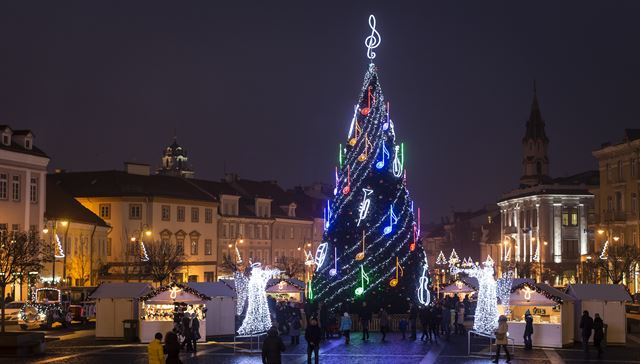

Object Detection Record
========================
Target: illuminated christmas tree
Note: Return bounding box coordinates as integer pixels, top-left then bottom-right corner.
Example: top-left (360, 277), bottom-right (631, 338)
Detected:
top-left (311, 15), bottom-right (429, 313)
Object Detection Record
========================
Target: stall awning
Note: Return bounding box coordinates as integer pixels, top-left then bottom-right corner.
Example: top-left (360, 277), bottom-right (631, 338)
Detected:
top-left (442, 278), bottom-right (477, 293)
top-left (90, 282), bottom-right (152, 299)
top-left (511, 281), bottom-right (574, 304)
top-left (139, 283), bottom-right (211, 303)
top-left (565, 284), bottom-right (632, 302)
top-left (266, 280), bottom-right (304, 294)
top-left (187, 282), bottom-right (236, 299)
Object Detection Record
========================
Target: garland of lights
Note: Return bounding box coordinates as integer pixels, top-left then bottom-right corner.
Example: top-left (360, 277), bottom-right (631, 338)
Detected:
top-left (234, 271), bottom-right (249, 316)
top-left (436, 251), bottom-right (447, 265)
top-left (237, 263), bottom-right (280, 336)
top-left (138, 282), bottom-right (210, 302)
top-left (496, 270), bottom-right (514, 315)
top-left (449, 249), bottom-right (459, 265)
top-left (510, 281), bottom-right (564, 304)
top-left (451, 257), bottom-right (498, 334)
top-left (54, 234), bottom-right (65, 258)
top-left (600, 240), bottom-right (609, 260)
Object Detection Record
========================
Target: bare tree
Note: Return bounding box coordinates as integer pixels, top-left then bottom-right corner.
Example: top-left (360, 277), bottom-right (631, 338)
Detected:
top-left (219, 254), bottom-right (239, 274)
top-left (144, 240), bottom-right (185, 286)
top-left (68, 238), bottom-right (90, 286)
top-left (515, 260), bottom-right (535, 279)
top-left (275, 256), bottom-right (304, 279)
top-left (0, 231), bottom-right (45, 332)
top-left (597, 244), bottom-right (640, 285)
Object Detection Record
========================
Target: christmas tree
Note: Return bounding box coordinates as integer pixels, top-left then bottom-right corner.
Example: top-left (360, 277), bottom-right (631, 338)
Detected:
top-left (311, 15), bottom-right (429, 314)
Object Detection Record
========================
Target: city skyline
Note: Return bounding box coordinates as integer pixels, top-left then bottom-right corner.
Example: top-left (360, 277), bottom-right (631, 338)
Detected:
top-left (2, 1), bottom-right (640, 221)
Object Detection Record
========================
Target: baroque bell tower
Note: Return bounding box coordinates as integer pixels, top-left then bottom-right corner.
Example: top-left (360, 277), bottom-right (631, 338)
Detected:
top-left (520, 82), bottom-right (550, 187)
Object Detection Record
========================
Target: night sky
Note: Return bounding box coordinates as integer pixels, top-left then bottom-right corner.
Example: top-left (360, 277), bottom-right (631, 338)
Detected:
top-left (1, 1), bottom-right (640, 222)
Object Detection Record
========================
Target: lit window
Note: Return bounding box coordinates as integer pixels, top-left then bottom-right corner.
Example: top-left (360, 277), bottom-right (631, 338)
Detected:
top-left (0, 173), bottom-right (7, 200)
top-left (29, 178), bottom-right (37, 203)
top-left (205, 208), bottom-right (213, 224)
top-left (177, 206), bottom-right (185, 222)
top-left (99, 204), bottom-right (111, 219)
top-left (129, 204), bottom-right (142, 220)
top-left (11, 175), bottom-right (20, 201)
top-left (161, 205), bottom-right (170, 221)
top-left (204, 239), bottom-right (212, 255)
top-left (191, 207), bottom-right (199, 223)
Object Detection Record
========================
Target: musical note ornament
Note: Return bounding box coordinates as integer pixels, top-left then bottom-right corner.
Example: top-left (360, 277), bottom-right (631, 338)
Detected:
top-left (354, 265), bottom-right (370, 296)
top-left (383, 204), bottom-right (399, 235)
top-left (389, 256), bottom-right (404, 287)
top-left (357, 188), bottom-right (373, 226)
top-left (417, 258), bottom-right (431, 305)
top-left (375, 143), bottom-right (390, 169)
top-left (355, 231), bottom-right (366, 261)
top-left (360, 86), bottom-right (374, 116)
top-left (329, 247), bottom-right (338, 276)
top-left (364, 14), bottom-right (381, 61)
top-left (342, 166), bottom-right (351, 195)
top-left (314, 243), bottom-right (328, 271)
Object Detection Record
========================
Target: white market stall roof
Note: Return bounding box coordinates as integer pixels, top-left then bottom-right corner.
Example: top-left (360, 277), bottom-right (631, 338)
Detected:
top-left (511, 281), bottom-right (575, 305)
top-left (565, 284), bottom-right (632, 302)
top-left (266, 278), bottom-right (305, 290)
top-left (442, 277), bottom-right (478, 293)
top-left (90, 282), bottom-right (152, 299)
top-left (139, 283), bottom-right (211, 303)
top-left (266, 280), bottom-right (304, 294)
top-left (187, 282), bottom-right (236, 298)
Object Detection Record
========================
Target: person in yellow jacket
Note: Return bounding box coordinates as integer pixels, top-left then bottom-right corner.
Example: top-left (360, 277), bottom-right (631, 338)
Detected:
top-left (148, 332), bottom-right (165, 364)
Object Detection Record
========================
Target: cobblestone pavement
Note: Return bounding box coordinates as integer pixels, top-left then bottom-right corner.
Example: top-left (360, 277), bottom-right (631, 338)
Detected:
top-left (2, 330), bottom-right (640, 363)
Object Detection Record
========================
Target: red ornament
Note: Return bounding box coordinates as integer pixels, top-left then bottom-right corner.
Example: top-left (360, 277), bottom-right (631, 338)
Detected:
top-left (342, 186), bottom-right (351, 195)
top-left (360, 107), bottom-right (370, 116)
top-left (409, 242), bottom-right (416, 251)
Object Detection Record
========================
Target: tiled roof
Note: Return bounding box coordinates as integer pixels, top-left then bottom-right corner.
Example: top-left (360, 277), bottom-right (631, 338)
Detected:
top-left (0, 126), bottom-right (48, 158)
top-left (46, 179), bottom-right (109, 227)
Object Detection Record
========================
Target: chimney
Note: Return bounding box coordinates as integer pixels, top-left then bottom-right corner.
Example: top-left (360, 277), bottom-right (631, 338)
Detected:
top-left (124, 162), bottom-right (150, 176)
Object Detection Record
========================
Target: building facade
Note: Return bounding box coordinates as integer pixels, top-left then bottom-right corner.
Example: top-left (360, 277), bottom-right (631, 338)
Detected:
top-left (0, 125), bottom-right (49, 234)
top-left (592, 129), bottom-right (640, 293)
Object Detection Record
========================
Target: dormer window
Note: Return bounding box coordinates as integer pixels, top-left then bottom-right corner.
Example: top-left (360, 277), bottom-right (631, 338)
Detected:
top-left (24, 138), bottom-right (32, 150)
top-left (2, 134), bottom-right (9, 146)
top-left (288, 203), bottom-right (297, 217)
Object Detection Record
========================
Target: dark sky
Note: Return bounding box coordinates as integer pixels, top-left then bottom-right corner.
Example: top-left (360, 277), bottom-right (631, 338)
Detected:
top-left (1, 1), bottom-right (640, 222)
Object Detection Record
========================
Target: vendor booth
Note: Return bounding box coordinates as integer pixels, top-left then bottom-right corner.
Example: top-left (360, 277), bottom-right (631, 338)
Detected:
top-left (566, 284), bottom-right (632, 345)
top-left (187, 282), bottom-right (236, 337)
top-left (90, 282), bottom-right (151, 339)
top-left (138, 283), bottom-right (210, 343)
top-left (498, 281), bottom-right (575, 348)
top-left (265, 278), bottom-right (305, 302)
top-left (442, 278), bottom-right (477, 299)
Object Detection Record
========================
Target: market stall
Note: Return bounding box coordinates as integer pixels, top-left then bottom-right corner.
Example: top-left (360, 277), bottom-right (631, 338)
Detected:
top-left (187, 282), bottom-right (236, 337)
top-left (498, 281), bottom-right (575, 348)
top-left (566, 284), bottom-right (632, 344)
top-left (90, 283), bottom-right (151, 339)
top-left (138, 283), bottom-right (210, 343)
top-left (265, 278), bottom-right (305, 302)
top-left (442, 277), bottom-right (477, 299)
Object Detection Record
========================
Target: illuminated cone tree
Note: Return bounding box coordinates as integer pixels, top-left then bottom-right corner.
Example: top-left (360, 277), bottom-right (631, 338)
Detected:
top-left (311, 16), bottom-right (429, 313)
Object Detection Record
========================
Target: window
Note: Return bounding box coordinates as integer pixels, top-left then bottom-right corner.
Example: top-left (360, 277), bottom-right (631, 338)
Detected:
top-left (176, 234), bottom-right (185, 254)
top-left (191, 238), bottom-right (199, 255)
top-left (129, 204), bottom-right (142, 219)
top-left (256, 249), bottom-right (262, 262)
top-left (618, 160), bottom-right (623, 181)
top-left (634, 231), bottom-right (638, 245)
top-left (263, 250), bottom-right (270, 264)
top-left (29, 178), bottom-right (37, 203)
top-left (248, 224), bottom-right (254, 239)
top-left (256, 225), bottom-right (262, 239)
top-left (264, 226), bottom-right (270, 239)
top-left (161, 205), bottom-right (170, 221)
top-left (290, 227), bottom-right (294, 239)
top-left (615, 191), bottom-right (623, 211)
top-left (562, 207), bottom-right (578, 226)
top-left (607, 196), bottom-right (613, 211)
top-left (11, 175), bottom-right (20, 201)
top-left (632, 193), bottom-right (638, 215)
top-left (191, 207), bottom-right (199, 223)
top-left (204, 239), bottom-right (212, 255)
top-left (562, 239), bottom-right (579, 259)
top-left (205, 208), bottom-right (213, 224)
top-left (177, 206), bottom-right (185, 222)
top-left (632, 159), bottom-right (637, 177)
top-left (25, 139), bottom-right (31, 149)
top-left (97, 204), bottom-right (110, 219)
top-left (11, 224), bottom-right (19, 231)
top-left (1, 134), bottom-right (8, 145)
top-left (107, 238), bottom-right (112, 256)
top-left (174, 273), bottom-right (184, 283)
top-left (230, 224), bottom-right (236, 238)
top-left (0, 173), bottom-right (6, 200)
top-left (204, 272), bottom-right (215, 282)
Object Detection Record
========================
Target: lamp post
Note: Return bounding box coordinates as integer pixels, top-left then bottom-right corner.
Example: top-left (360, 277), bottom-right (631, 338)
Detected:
top-left (228, 236), bottom-right (244, 268)
top-left (42, 219), bottom-right (69, 285)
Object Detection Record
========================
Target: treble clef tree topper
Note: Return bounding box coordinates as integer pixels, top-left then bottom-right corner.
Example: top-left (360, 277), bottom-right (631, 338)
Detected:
top-left (365, 15), bottom-right (381, 61)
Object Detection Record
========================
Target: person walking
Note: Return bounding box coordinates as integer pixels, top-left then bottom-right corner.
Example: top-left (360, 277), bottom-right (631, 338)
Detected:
top-left (360, 301), bottom-right (372, 341)
top-left (408, 303), bottom-right (418, 340)
top-left (379, 307), bottom-right (390, 342)
top-left (180, 314), bottom-right (192, 352)
top-left (340, 312), bottom-right (352, 344)
top-left (190, 313), bottom-right (200, 352)
top-left (399, 317), bottom-right (408, 340)
top-left (419, 306), bottom-right (429, 342)
top-left (580, 310), bottom-right (594, 360)
top-left (288, 311), bottom-right (301, 345)
top-left (262, 326), bottom-right (286, 364)
top-left (440, 305), bottom-right (450, 340)
top-left (493, 315), bottom-right (511, 363)
top-left (593, 313), bottom-right (604, 359)
top-left (429, 306), bottom-right (439, 343)
top-left (318, 303), bottom-right (329, 340)
top-left (456, 303), bottom-right (465, 335)
top-left (305, 318), bottom-right (322, 364)
top-left (148, 332), bottom-right (164, 364)
top-left (523, 309), bottom-right (533, 350)
top-left (164, 331), bottom-right (181, 364)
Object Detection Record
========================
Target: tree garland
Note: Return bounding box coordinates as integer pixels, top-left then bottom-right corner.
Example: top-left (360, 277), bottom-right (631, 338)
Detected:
top-left (138, 282), bottom-right (210, 302)
top-left (510, 281), bottom-right (563, 304)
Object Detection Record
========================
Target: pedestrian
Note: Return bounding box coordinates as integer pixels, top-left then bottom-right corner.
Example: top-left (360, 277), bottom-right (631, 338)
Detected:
top-left (180, 313), bottom-right (192, 352)
top-left (305, 318), bottom-right (322, 364)
top-left (148, 332), bottom-right (164, 364)
top-left (419, 306), bottom-right (429, 342)
top-left (190, 312), bottom-right (200, 352)
top-left (523, 309), bottom-right (533, 350)
top-left (493, 315), bottom-right (511, 363)
top-left (164, 331), bottom-right (181, 364)
top-left (379, 307), bottom-right (390, 342)
top-left (360, 301), bottom-right (372, 341)
top-left (319, 303), bottom-right (329, 340)
top-left (440, 305), bottom-right (450, 339)
top-left (593, 313), bottom-right (604, 359)
top-left (399, 317), bottom-right (408, 340)
top-left (288, 311), bottom-right (301, 345)
top-left (580, 310), bottom-right (594, 360)
top-left (408, 303), bottom-right (418, 340)
top-left (340, 312), bottom-right (352, 344)
top-left (262, 326), bottom-right (285, 364)
top-left (429, 306), bottom-right (439, 343)
top-left (456, 303), bottom-right (465, 335)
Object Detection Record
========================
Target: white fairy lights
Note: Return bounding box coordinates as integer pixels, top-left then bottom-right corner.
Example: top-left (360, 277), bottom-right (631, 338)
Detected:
top-left (237, 264), bottom-right (280, 336)
top-left (417, 258), bottom-right (431, 305)
top-left (234, 271), bottom-right (249, 316)
top-left (357, 188), bottom-right (373, 226)
top-left (451, 257), bottom-right (498, 334)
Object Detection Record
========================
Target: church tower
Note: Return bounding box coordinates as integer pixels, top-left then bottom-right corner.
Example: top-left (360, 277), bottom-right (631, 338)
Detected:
top-left (157, 137), bottom-right (195, 178)
top-left (520, 82), bottom-right (550, 187)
